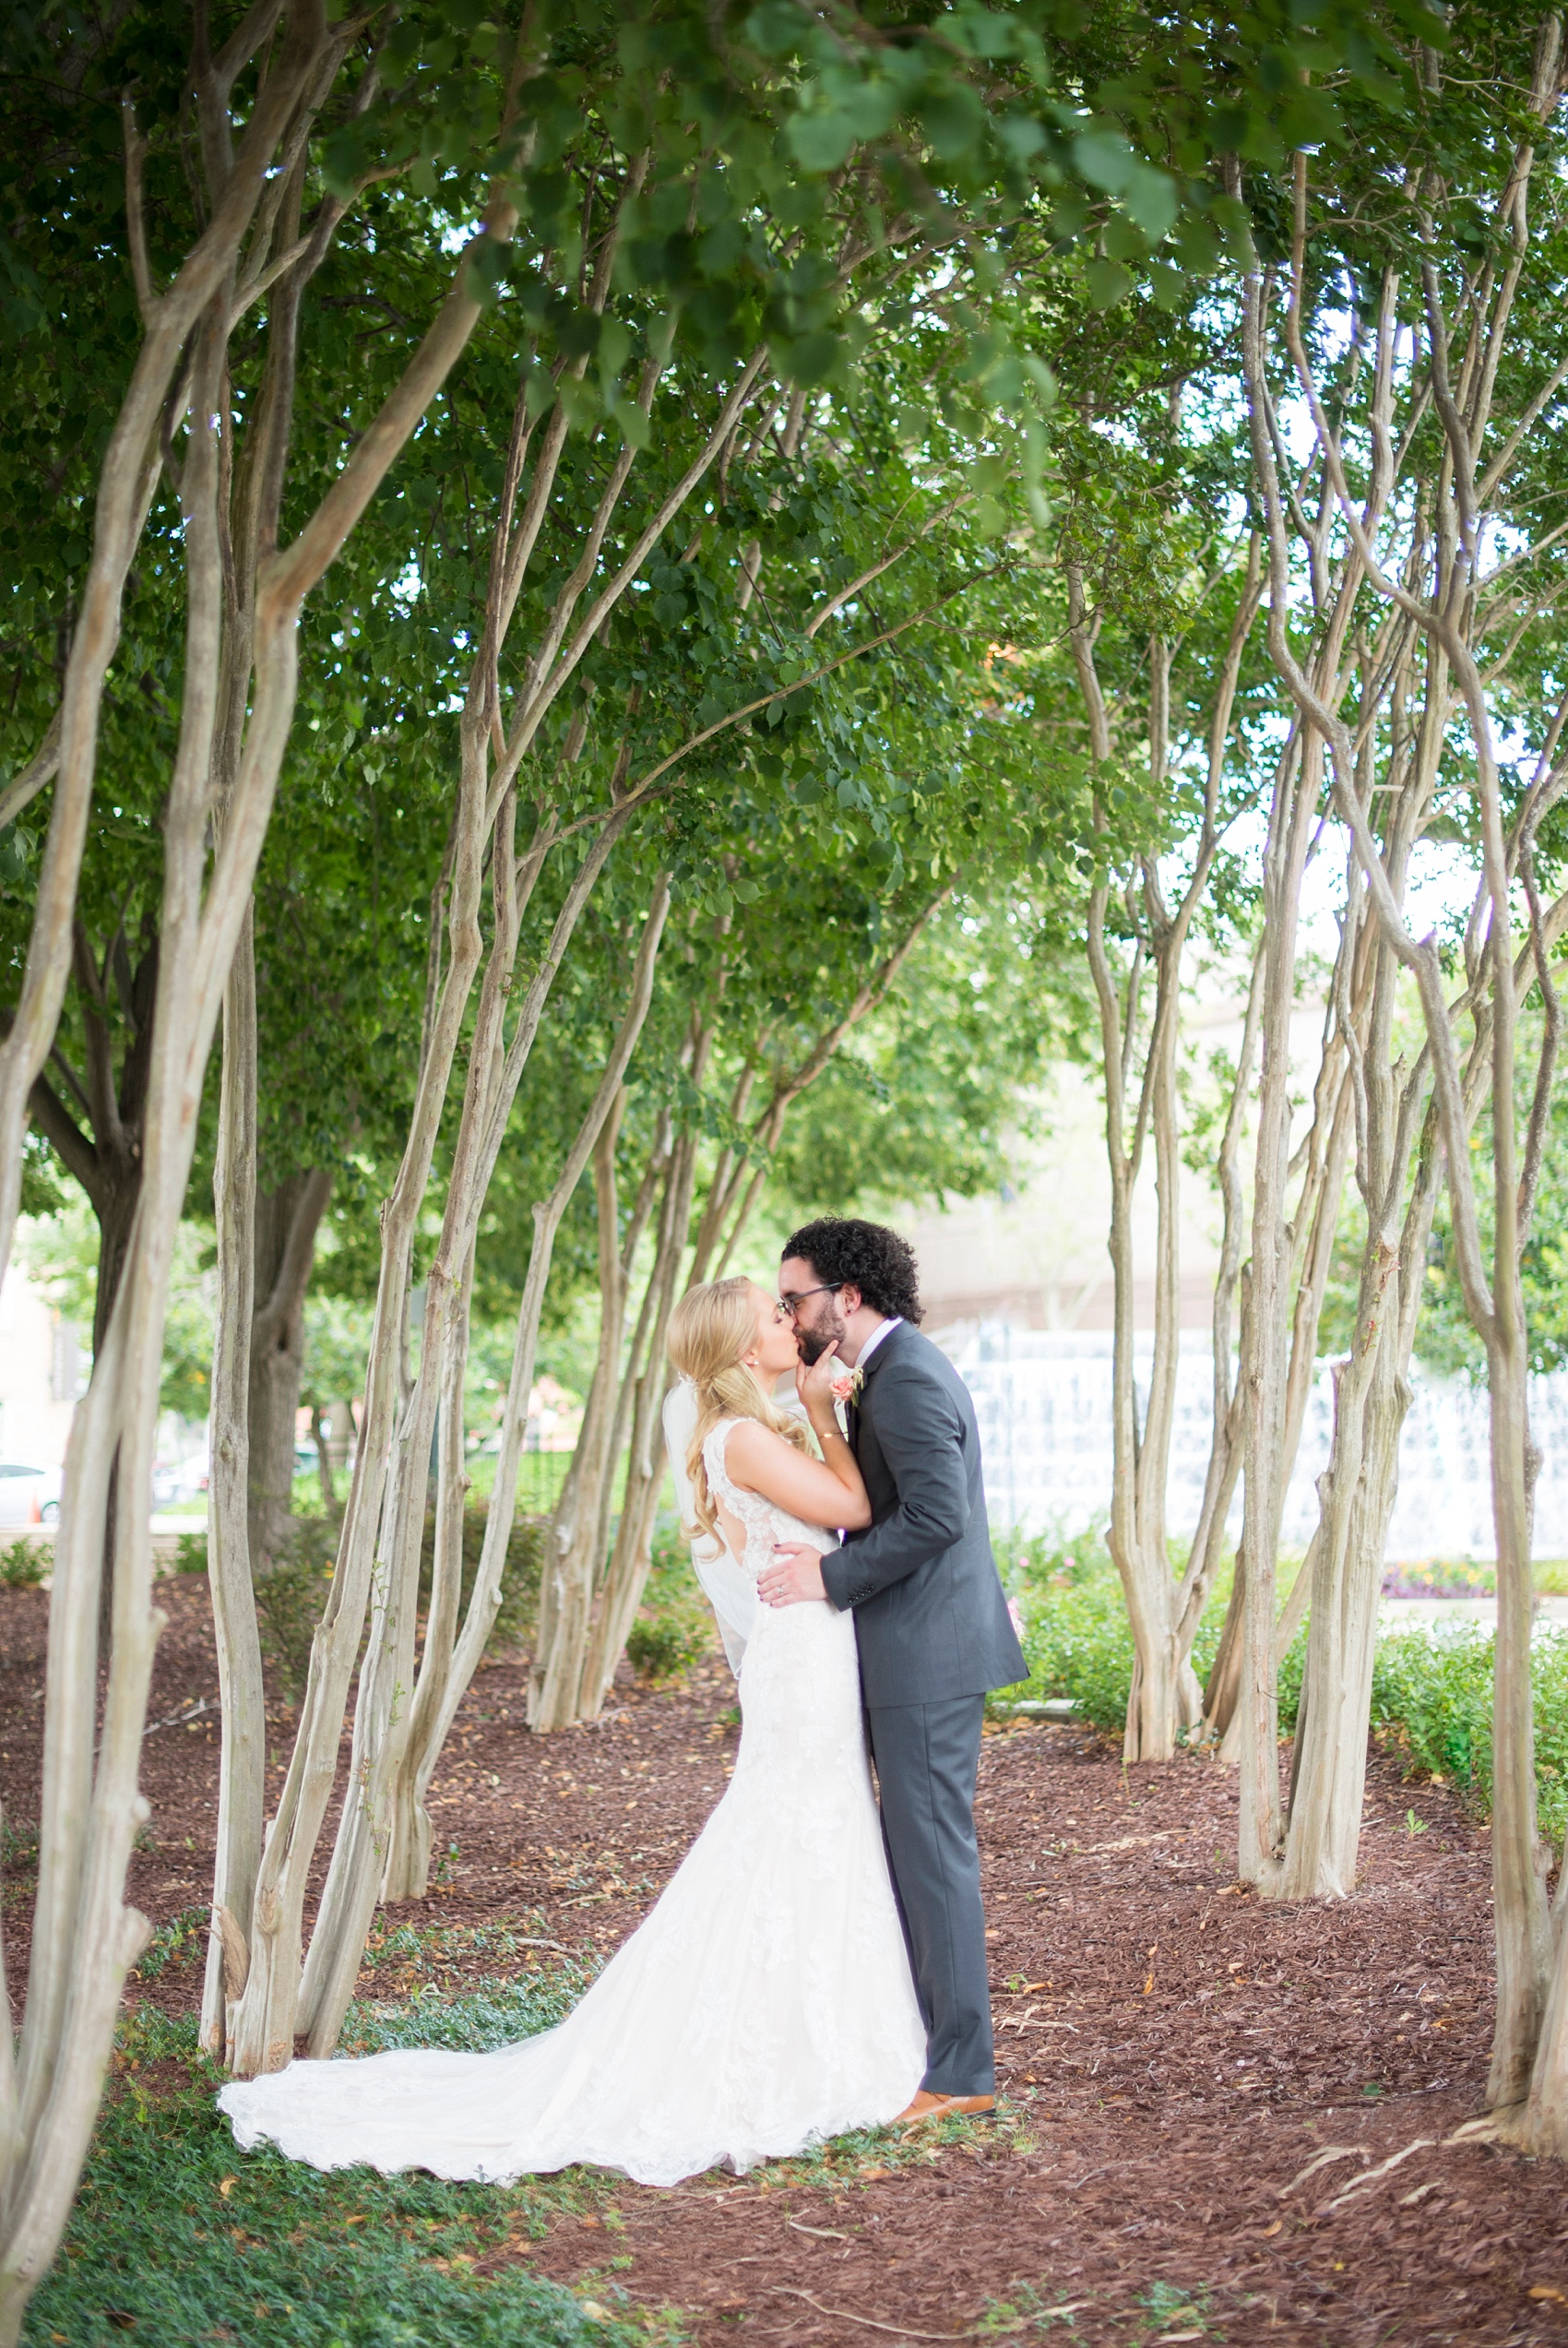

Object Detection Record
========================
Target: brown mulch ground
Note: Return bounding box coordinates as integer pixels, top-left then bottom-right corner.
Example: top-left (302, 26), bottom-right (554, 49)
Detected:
top-left (5, 1576), bottom-right (1568, 2345)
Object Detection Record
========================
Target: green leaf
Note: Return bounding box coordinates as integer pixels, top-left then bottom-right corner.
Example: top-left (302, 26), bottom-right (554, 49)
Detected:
top-left (1120, 164), bottom-right (1178, 243)
top-left (787, 111), bottom-right (860, 173)
top-left (1071, 129), bottom-right (1136, 197)
top-left (744, 2), bottom-right (803, 58)
top-left (996, 113), bottom-right (1048, 161)
top-left (611, 398), bottom-right (651, 450)
top-left (1084, 257), bottom-right (1134, 310)
top-left (920, 86), bottom-right (987, 161)
top-left (781, 329), bottom-right (839, 387)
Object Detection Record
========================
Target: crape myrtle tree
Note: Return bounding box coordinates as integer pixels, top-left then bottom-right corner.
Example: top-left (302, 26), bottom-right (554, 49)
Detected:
top-left (0, 5), bottom-right (539, 2323)
top-left (1232, 6), bottom-right (1568, 2149)
top-left (961, 249), bottom-right (1286, 1764)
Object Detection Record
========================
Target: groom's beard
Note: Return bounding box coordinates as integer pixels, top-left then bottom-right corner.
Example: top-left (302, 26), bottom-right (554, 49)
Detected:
top-left (797, 1308), bottom-right (848, 1366)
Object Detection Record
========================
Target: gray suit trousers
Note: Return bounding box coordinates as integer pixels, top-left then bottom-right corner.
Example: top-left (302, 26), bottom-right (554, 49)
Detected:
top-left (867, 1694), bottom-right (992, 2096)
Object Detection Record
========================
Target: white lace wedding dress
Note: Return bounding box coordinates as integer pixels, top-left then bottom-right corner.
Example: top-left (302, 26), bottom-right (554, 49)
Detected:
top-left (219, 1419), bottom-right (924, 2187)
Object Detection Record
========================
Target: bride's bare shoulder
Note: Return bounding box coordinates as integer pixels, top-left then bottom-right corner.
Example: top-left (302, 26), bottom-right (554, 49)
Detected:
top-left (720, 1416), bottom-right (794, 1487)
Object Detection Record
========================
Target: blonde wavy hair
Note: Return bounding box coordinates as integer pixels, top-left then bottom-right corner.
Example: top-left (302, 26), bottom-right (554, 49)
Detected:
top-left (667, 1278), bottom-right (812, 1546)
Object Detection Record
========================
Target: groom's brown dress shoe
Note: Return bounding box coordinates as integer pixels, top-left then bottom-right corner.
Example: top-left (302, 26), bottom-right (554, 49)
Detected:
top-left (896, 2089), bottom-right (996, 2127)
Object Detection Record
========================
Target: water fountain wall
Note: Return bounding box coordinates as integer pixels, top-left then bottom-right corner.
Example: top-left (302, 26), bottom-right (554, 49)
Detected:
top-left (945, 1325), bottom-right (1568, 1561)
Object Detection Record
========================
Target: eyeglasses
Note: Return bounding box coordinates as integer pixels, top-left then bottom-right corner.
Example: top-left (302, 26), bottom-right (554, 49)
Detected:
top-left (778, 1283), bottom-right (842, 1319)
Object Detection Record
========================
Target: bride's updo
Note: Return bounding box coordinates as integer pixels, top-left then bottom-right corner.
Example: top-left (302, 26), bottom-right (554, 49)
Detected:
top-left (667, 1277), bottom-right (812, 1545)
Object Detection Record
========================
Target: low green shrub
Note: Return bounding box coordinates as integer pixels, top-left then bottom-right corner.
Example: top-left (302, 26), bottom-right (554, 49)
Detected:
top-left (995, 1527), bottom-right (1568, 1844)
top-left (419, 1499), bottom-right (546, 1658)
top-left (1370, 1623), bottom-right (1568, 1848)
top-left (624, 1518), bottom-right (716, 1686)
top-left (171, 1527), bottom-right (209, 1574)
top-left (242, 1500), bottom-right (546, 1703)
top-left (993, 1530), bottom-right (1229, 1736)
top-left (0, 1534), bottom-right (47, 1587)
top-left (625, 1613), bottom-right (709, 1683)
top-left (252, 1514), bottom-right (339, 1700)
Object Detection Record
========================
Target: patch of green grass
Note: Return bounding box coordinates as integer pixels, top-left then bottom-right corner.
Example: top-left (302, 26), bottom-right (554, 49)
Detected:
top-left (134, 1903), bottom-right (208, 1981)
top-left (1, 1815), bottom-right (39, 1872)
top-left (342, 1971), bottom-right (591, 2058)
top-left (975, 2278), bottom-right (1093, 2334)
top-left (1133, 2278), bottom-right (1216, 2338)
top-left (24, 1999), bottom-right (679, 2348)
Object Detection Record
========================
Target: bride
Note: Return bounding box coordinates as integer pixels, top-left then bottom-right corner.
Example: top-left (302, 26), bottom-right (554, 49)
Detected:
top-left (219, 1277), bottom-right (924, 2187)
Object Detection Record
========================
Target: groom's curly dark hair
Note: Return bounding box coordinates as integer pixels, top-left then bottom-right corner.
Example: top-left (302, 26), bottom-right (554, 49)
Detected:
top-left (780, 1217), bottom-right (923, 1325)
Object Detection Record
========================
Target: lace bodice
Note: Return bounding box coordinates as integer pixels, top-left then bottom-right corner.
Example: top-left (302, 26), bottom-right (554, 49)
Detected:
top-left (701, 1417), bottom-right (836, 1579)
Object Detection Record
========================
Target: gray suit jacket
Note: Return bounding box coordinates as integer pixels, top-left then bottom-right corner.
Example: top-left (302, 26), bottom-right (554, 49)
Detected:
top-left (818, 1321), bottom-right (1027, 1709)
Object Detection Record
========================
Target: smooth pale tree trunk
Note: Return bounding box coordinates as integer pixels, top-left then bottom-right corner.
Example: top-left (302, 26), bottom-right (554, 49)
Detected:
top-left (201, 908), bottom-right (266, 2059)
top-left (1233, 726), bottom-right (1322, 1879)
top-left (531, 1067), bottom-right (698, 1732)
top-left (294, 822), bottom-right (630, 2049)
top-left (1203, 994), bottom-right (1357, 1745)
top-left (1232, 202), bottom-right (1408, 1878)
top-left (1069, 559), bottom-right (1261, 1762)
top-left (0, 57), bottom-right (517, 2331)
top-left (531, 1093), bottom-right (647, 1733)
top-left (538, 1106), bottom-right (672, 1687)
top-left (1184, 948), bottom-right (1264, 1705)
top-left (0, 211), bottom-right (352, 2324)
top-left (1277, 625), bottom-right (1451, 1894)
top-left (246, 1170), bottom-right (334, 1567)
top-left (312, 1405), bottom-right (336, 1512)
top-left (379, 879), bottom-right (669, 1899)
top-left (1280, 1226), bottom-right (1421, 1895)
top-left (24, 929), bottom-right (160, 1657)
top-left (571, 1130), bottom-right (701, 1720)
top-left (194, 136), bottom-right (356, 2064)
top-left (576, 1131), bottom-right (703, 1718)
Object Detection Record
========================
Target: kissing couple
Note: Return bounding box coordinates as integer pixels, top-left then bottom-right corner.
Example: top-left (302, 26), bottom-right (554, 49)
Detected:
top-left (221, 1217), bottom-right (1028, 2187)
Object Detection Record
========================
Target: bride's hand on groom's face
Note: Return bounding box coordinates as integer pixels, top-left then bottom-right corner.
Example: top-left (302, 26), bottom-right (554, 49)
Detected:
top-left (795, 1341), bottom-right (840, 1415)
top-left (758, 1543), bottom-right (827, 1607)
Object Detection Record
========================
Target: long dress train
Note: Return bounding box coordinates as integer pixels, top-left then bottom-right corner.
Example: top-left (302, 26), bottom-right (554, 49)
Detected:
top-left (218, 1419), bottom-right (924, 2187)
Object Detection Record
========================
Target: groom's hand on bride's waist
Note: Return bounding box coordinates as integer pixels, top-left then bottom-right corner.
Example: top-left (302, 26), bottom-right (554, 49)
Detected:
top-left (758, 1544), bottom-right (827, 1606)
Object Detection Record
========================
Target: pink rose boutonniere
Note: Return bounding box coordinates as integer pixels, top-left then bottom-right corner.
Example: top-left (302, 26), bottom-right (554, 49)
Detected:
top-left (829, 1364), bottom-right (864, 1407)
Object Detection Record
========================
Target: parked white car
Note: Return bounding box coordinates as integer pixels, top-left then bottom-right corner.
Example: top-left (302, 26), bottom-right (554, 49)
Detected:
top-left (0, 1463), bottom-right (62, 1527)
top-left (152, 1456), bottom-right (208, 1507)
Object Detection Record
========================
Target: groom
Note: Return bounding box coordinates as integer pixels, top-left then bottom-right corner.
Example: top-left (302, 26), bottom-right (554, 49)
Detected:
top-left (758, 1217), bottom-right (1026, 2124)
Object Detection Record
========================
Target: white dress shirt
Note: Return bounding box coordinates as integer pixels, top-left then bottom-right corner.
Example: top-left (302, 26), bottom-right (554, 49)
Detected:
top-left (851, 1315), bottom-right (902, 1373)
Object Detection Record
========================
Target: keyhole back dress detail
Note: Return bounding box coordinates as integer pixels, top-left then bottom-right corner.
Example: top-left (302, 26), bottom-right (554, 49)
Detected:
top-left (219, 1418), bottom-right (924, 2187)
